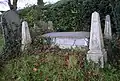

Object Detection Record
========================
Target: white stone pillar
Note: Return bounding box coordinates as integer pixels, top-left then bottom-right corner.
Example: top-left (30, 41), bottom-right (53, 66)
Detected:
top-left (104, 15), bottom-right (112, 39)
top-left (21, 21), bottom-right (32, 51)
top-left (87, 12), bottom-right (107, 68)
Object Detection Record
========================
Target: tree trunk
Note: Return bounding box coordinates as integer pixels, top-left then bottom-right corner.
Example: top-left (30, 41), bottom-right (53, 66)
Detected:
top-left (8, 0), bottom-right (18, 10)
top-left (8, 0), bottom-right (12, 9)
top-left (13, 0), bottom-right (18, 10)
top-left (37, 0), bottom-right (44, 6)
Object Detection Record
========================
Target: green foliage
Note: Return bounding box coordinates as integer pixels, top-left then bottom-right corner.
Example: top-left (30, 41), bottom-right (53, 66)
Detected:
top-left (0, 36), bottom-right (3, 51)
top-left (19, 5), bottom-right (43, 27)
top-left (19, 0), bottom-right (120, 33)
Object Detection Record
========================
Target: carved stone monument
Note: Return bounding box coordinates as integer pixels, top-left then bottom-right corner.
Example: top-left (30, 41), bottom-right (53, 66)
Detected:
top-left (104, 15), bottom-right (112, 39)
top-left (1, 10), bottom-right (21, 59)
top-left (87, 12), bottom-right (107, 68)
top-left (21, 21), bottom-right (32, 51)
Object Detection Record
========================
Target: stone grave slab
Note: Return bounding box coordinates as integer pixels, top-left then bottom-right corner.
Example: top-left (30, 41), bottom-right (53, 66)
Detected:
top-left (42, 32), bottom-right (90, 49)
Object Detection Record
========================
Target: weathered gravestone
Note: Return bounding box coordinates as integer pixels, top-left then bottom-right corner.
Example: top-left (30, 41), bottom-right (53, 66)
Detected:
top-left (48, 21), bottom-right (54, 32)
top-left (39, 20), bottom-right (48, 32)
top-left (35, 20), bottom-right (49, 33)
top-left (87, 12), bottom-right (107, 68)
top-left (1, 10), bottom-right (21, 59)
top-left (104, 15), bottom-right (112, 39)
top-left (21, 21), bottom-right (32, 51)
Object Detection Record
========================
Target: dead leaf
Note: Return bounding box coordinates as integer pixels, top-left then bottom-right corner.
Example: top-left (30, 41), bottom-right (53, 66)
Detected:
top-left (33, 68), bottom-right (38, 72)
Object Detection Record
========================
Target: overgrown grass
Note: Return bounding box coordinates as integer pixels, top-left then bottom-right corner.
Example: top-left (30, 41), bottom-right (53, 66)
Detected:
top-left (0, 49), bottom-right (120, 81)
top-left (0, 36), bottom-right (119, 81)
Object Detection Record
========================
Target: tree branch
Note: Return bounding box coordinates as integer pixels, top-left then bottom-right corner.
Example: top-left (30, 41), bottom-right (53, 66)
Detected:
top-left (8, 0), bottom-right (12, 10)
top-left (13, 0), bottom-right (18, 10)
top-left (8, 0), bottom-right (18, 10)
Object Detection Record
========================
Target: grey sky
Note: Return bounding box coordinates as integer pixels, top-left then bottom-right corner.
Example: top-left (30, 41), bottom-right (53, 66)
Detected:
top-left (0, 0), bottom-right (60, 11)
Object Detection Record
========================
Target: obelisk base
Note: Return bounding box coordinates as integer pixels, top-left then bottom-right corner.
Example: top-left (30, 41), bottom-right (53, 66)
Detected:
top-left (87, 49), bottom-right (107, 68)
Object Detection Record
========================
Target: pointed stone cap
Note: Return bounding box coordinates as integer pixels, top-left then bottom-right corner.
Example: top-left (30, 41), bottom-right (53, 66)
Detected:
top-left (106, 15), bottom-right (110, 21)
top-left (22, 21), bottom-right (28, 28)
top-left (92, 11), bottom-right (100, 22)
